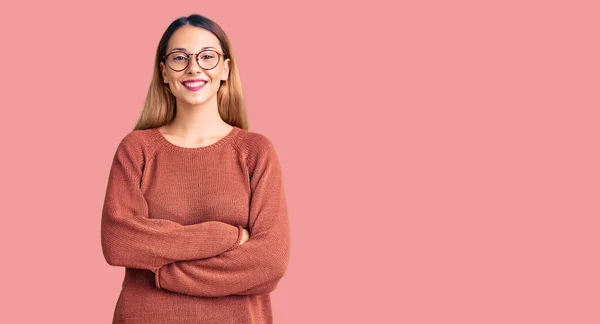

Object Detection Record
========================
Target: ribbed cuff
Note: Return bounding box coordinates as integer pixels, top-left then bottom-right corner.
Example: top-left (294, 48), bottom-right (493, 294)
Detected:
top-left (225, 225), bottom-right (244, 252)
top-left (154, 267), bottom-right (162, 289)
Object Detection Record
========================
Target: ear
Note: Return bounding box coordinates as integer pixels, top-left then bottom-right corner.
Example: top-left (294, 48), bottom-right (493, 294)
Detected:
top-left (221, 58), bottom-right (230, 81)
top-left (160, 62), bottom-right (169, 84)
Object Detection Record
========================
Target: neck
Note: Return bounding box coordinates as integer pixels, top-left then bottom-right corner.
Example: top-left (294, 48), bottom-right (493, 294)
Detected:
top-left (169, 95), bottom-right (230, 136)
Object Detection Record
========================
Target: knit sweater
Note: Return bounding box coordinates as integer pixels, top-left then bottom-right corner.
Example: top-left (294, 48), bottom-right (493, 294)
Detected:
top-left (101, 125), bottom-right (290, 324)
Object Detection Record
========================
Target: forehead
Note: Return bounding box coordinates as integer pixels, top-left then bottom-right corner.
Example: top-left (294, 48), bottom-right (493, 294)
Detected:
top-left (167, 25), bottom-right (222, 52)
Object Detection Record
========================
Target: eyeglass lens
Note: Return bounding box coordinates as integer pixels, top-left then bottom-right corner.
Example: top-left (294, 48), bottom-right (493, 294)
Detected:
top-left (166, 50), bottom-right (220, 71)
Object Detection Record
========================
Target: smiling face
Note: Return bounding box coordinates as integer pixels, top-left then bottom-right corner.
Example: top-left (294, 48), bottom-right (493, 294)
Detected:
top-left (160, 25), bottom-right (230, 108)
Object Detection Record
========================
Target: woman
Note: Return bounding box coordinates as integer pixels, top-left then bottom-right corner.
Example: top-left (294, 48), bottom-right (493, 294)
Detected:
top-left (101, 14), bottom-right (290, 324)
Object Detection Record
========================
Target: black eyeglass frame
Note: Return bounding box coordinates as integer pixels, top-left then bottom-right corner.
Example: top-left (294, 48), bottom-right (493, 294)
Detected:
top-left (162, 50), bottom-right (227, 71)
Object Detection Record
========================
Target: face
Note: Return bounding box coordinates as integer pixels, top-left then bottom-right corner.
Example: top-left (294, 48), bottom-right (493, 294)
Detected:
top-left (160, 25), bottom-right (230, 107)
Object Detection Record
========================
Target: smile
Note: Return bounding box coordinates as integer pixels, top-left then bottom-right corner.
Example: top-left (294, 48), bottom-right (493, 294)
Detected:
top-left (181, 80), bottom-right (207, 91)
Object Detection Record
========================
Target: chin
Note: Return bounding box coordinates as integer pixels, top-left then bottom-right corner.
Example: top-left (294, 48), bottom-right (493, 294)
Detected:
top-left (182, 96), bottom-right (215, 106)
top-left (194, 94), bottom-right (218, 104)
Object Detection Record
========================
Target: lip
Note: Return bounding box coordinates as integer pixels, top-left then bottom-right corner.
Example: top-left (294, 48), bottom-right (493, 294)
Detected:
top-left (181, 79), bottom-right (208, 92)
top-left (182, 79), bottom-right (208, 83)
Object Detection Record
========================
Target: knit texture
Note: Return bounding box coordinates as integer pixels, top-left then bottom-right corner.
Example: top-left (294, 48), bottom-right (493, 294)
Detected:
top-left (101, 126), bottom-right (290, 324)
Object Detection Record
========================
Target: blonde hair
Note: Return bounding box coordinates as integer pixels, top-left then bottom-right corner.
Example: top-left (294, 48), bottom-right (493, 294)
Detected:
top-left (133, 14), bottom-right (248, 131)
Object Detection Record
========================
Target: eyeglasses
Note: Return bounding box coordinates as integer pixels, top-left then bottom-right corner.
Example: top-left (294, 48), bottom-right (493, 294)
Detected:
top-left (163, 50), bottom-right (226, 71)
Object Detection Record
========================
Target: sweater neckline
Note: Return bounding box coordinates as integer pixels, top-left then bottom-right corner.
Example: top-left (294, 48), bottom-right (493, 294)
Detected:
top-left (152, 126), bottom-right (240, 152)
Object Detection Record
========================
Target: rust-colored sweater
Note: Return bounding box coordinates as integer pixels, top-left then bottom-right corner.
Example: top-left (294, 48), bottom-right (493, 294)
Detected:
top-left (101, 126), bottom-right (290, 324)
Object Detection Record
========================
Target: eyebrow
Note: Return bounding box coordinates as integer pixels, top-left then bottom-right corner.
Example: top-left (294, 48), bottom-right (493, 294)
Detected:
top-left (170, 46), bottom-right (216, 52)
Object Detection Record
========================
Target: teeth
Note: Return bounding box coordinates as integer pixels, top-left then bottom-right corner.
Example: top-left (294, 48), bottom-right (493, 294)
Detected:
top-left (184, 81), bottom-right (206, 87)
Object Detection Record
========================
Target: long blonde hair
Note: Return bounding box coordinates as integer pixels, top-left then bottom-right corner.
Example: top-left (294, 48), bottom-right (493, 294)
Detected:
top-left (133, 14), bottom-right (248, 131)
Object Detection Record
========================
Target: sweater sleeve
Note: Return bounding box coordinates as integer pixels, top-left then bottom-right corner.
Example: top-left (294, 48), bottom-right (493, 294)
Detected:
top-left (154, 136), bottom-right (291, 297)
top-left (101, 132), bottom-right (244, 271)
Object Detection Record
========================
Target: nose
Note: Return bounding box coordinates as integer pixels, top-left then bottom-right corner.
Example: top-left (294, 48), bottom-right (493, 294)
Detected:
top-left (186, 56), bottom-right (202, 74)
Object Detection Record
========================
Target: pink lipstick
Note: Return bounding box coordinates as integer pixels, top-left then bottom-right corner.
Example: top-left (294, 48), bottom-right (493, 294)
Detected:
top-left (181, 79), bottom-right (208, 91)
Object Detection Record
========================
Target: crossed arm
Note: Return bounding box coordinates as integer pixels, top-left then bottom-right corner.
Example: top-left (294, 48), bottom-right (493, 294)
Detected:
top-left (100, 133), bottom-right (245, 271)
top-left (154, 137), bottom-right (291, 297)
top-left (101, 133), bottom-right (290, 296)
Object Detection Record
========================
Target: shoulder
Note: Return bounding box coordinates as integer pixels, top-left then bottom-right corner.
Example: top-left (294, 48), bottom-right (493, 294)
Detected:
top-left (232, 128), bottom-right (280, 169)
top-left (113, 128), bottom-right (159, 161)
top-left (118, 129), bottom-right (142, 146)
top-left (233, 128), bottom-right (277, 155)
top-left (116, 129), bottom-right (147, 150)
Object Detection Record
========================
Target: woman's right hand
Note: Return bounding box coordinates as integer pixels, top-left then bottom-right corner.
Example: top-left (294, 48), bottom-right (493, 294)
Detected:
top-left (239, 228), bottom-right (250, 245)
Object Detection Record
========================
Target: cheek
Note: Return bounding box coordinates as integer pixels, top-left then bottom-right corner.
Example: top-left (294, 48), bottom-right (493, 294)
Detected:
top-left (208, 68), bottom-right (225, 81)
top-left (168, 74), bottom-right (185, 87)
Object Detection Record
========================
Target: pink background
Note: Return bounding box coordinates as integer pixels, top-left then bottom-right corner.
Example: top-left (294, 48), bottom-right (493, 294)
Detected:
top-left (1, 0), bottom-right (599, 323)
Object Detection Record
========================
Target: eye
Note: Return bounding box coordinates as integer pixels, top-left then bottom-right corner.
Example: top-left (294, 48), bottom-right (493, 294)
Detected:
top-left (168, 53), bottom-right (188, 61)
